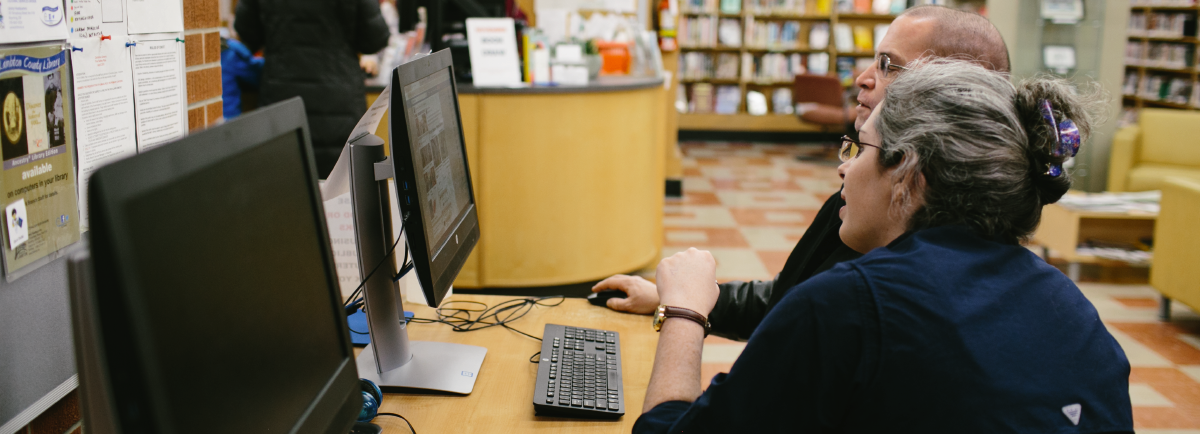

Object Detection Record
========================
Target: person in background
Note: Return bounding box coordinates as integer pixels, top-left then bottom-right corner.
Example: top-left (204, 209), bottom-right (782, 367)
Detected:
top-left (592, 5), bottom-right (1012, 342)
top-left (235, 0), bottom-right (390, 177)
top-left (635, 58), bottom-right (1132, 433)
top-left (220, 28), bottom-right (264, 119)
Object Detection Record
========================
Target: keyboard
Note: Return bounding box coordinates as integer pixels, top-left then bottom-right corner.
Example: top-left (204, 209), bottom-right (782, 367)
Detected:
top-left (532, 324), bottom-right (625, 419)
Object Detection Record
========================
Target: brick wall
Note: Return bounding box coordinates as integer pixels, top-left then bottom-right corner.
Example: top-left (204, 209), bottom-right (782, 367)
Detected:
top-left (13, 1), bottom-right (221, 432)
top-left (184, 0), bottom-right (223, 131)
top-left (13, 390), bottom-right (79, 434)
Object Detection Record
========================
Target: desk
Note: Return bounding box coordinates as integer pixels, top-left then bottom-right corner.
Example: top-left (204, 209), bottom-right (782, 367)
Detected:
top-left (359, 294), bottom-right (657, 433)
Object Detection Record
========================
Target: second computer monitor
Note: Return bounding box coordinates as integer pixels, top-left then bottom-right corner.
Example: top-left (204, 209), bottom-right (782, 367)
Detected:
top-left (389, 49), bottom-right (479, 307)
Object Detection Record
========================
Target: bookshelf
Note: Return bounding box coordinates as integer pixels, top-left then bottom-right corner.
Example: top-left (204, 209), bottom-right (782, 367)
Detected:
top-left (676, 0), bottom-right (902, 131)
top-left (1121, 1), bottom-right (1200, 125)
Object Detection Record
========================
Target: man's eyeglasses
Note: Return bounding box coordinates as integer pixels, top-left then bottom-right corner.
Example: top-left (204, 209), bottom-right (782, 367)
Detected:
top-left (878, 53), bottom-right (908, 78)
top-left (840, 136), bottom-right (882, 162)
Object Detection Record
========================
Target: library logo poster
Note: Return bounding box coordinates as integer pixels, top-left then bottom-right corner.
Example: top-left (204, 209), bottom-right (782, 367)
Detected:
top-left (0, 44), bottom-right (80, 277)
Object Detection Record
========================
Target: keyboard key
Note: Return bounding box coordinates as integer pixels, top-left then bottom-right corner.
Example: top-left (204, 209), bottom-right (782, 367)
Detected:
top-left (571, 399), bottom-right (583, 407)
top-left (584, 400), bottom-right (595, 408)
top-left (609, 402), bottom-right (620, 411)
top-left (608, 371), bottom-right (619, 390)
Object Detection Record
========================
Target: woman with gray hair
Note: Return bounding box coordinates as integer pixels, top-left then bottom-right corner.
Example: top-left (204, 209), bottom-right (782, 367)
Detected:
top-left (633, 59), bottom-right (1134, 434)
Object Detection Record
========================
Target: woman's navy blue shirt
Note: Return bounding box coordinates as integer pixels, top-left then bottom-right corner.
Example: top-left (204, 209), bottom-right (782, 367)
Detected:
top-left (635, 226), bottom-right (1133, 433)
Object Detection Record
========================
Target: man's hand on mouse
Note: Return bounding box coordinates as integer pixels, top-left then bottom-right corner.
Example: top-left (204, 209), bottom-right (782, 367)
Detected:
top-left (591, 274), bottom-right (660, 314)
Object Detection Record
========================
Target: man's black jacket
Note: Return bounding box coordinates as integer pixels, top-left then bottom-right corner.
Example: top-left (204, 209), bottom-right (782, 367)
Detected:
top-left (707, 191), bottom-right (862, 340)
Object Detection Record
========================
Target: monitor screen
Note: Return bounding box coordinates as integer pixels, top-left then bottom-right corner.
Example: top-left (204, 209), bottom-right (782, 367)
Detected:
top-left (83, 98), bottom-right (361, 434)
top-left (402, 69), bottom-right (472, 259)
top-left (390, 49), bottom-right (480, 307)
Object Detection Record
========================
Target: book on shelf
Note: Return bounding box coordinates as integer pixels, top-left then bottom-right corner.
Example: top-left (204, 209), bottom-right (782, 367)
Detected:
top-left (715, 85), bottom-right (741, 114)
top-left (719, 18), bottom-right (742, 47)
top-left (1123, 71), bottom-right (1138, 96)
top-left (874, 24), bottom-right (888, 52)
top-left (810, 22), bottom-right (830, 50)
top-left (836, 56), bottom-right (855, 87)
top-left (680, 16), bottom-right (719, 47)
top-left (833, 23), bottom-right (854, 52)
top-left (684, 0), bottom-right (718, 13)
top-left (853, 25), bottom-right (873, 52)
top-left (836, 0), bottom-right (853, 12)
top-left (715, 53), bottom-right (740, 79)
top-left (747, 90), bottom-right (768, 115)
top-left (854, 0), bottom-right (871, 13)
top-left (720, 0), bottom-right (742, 14)
top-left (748, 52), bottom-right (806, 82)
top-left (871, 0), bottom-right (890, 14)
top-left (809, 52), bottom-right (830, 75)
top-left (889, 0), bottom-right (905, 14)
top-left (690, 83), bottom-right (715, 113)
top-left (772, 88), bottom-right (794, 114)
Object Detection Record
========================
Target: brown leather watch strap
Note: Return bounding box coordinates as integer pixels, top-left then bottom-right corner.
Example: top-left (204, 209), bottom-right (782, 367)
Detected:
top-left (662, 306), bottom-right (711, 336)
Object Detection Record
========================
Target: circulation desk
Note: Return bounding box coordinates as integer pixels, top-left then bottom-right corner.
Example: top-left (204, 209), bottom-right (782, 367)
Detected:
top-left (368, 77), bottom-right (668, 289)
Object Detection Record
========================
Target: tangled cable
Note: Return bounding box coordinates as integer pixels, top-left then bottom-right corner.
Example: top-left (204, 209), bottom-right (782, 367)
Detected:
top-left (410, 296), bottom-right (566, 341)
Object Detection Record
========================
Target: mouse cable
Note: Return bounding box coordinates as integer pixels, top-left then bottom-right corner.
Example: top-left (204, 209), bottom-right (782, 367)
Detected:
top-left (409, 296), bottom-right (566, 342)
top-left (529, 351), bottom-right (541, 363)
top-left (375, 412), bottom-right (416, 434)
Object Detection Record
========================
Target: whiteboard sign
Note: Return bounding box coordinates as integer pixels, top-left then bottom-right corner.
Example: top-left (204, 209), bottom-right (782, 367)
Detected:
top-left (466, 18), bottom-right (522, 87)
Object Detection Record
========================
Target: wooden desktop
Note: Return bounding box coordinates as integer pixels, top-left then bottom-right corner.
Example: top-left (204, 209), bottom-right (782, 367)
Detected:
top-left (357, 294), bottom-right (659, 434)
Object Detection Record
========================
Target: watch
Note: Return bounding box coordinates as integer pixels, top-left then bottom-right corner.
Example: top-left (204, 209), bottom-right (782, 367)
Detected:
top-left (653, 305), bottom-right (712, 336)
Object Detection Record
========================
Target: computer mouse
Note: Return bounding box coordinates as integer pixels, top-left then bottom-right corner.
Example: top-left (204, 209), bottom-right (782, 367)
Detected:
top-left (587, 290), bottom-right (627, 306)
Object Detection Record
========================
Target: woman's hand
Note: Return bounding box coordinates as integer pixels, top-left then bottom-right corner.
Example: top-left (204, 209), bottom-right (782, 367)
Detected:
top-left (655, 248), bottom-right (719, 317)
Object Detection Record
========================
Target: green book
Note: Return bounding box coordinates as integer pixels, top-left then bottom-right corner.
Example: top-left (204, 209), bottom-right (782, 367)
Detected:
top-left (720, 0), bottom-right (741, 14)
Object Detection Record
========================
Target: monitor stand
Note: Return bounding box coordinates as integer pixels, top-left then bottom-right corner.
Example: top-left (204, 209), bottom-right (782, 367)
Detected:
top-left (345, 134), bottom-right (486, 394)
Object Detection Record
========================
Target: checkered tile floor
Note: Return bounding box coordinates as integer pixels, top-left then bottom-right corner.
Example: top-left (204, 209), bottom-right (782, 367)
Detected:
top-left (673, 141), bottom-right (1200, 432)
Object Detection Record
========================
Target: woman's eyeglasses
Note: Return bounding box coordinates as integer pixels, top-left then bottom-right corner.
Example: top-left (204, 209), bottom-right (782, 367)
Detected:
top-left (840, 136), bottom-right (882, 162)
top-left (878, 53), bottom-right (908, 78)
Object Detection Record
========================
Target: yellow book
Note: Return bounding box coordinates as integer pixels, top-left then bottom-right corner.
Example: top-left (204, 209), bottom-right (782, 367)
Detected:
top-left (816, 0), bottom-right (830, 14)
top-left (853, 25), bottom-right (873, 52)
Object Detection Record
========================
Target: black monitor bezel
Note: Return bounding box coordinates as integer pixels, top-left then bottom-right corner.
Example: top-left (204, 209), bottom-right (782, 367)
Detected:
top-left (86, 98), bottom-right (363, 434)
top-left (389, 49), bottom-right (480, 308)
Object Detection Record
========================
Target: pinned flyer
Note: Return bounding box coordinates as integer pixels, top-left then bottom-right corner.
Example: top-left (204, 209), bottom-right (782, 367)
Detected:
top-left (0, 43), bottom-right (81, 278)
top-left (71, 36), bottom-right (139, 231)
top-left (6, 199), bottom-right (28, 249)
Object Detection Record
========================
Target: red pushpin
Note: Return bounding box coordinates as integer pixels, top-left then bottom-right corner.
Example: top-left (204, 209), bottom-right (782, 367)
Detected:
top-left (100, 35), bottom-right (111, 41)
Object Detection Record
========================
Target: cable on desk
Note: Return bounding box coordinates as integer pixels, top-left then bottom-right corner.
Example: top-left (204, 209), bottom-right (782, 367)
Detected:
top-left (529, 351), bottom-right (541, 363)
top-left (376, 412), bottom-right (416, 434)
top-left (409, 296), bottom-right (566, 342)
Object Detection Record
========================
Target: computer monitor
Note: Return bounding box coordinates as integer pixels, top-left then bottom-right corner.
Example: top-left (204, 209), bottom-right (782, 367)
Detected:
top-left (69, 98), bottom-right (365, 434)
top-left (389, 48), bottom-right (479, 308)
top-left (346, 49), bottom-right (486, 395)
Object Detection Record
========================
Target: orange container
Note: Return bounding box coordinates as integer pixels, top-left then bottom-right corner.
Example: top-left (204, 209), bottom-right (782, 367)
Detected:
top-left (597, 41), bottom-right (631, 75)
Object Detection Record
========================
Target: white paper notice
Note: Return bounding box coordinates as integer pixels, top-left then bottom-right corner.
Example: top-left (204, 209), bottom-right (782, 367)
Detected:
top-left (126, 0), bottom-right (183, 34)
top-left (71, 38), bottom-right (139, 230)
top-left (323, 191), bottom-right (361, 300)
top-left (465, 18), bottom-right (522, 87)
top-left (101, 0), bottom-right (123, 22)
top-left (6, 199), bottom-right (28, 249)
top-left (65, 0), bottom-right (104, 39)
top-left (131, 39), bottom-right (186, 151)
top-left (0, 0), bottom-right (69, 44)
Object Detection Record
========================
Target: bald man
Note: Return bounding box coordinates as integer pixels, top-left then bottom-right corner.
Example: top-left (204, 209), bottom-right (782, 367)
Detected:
top-left (592, 6), bottom-right (1012, 340)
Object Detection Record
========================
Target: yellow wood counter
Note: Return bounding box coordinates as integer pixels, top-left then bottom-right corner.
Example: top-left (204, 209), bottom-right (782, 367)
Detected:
top-left (357, 294), bottom-right (657, 434)
top-left (369, 77), bottom-right (667, 288)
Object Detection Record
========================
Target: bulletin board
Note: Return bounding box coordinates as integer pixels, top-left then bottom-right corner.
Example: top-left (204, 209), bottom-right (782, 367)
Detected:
top-left (0, 0), bottom-right (190, 431)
